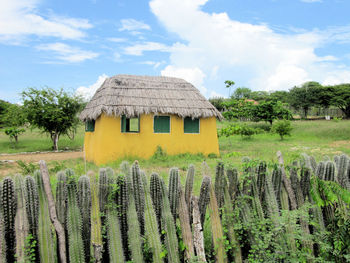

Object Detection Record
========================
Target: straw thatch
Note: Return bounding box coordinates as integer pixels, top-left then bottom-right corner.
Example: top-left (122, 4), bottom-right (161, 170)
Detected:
top-left (80, 74), bottom-right (223, 121)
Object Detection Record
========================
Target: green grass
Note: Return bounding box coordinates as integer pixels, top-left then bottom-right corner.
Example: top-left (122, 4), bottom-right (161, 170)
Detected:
top-left (2, 120), bottom-right (350, 195)
top-left (0, 125), bottom-right (85, 153)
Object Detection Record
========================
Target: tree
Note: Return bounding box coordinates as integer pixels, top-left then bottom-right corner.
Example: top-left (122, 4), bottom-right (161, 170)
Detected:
top-left (272, 120), bottom-right (293, 140)
top-left (2, 104), bottom-right (27, 144)
top-left (224, 80), bottom-right (235, 98)
top-left (209, 97), bottom-right (226, 112)
top-left (268, 91), bottom-right (289, 103)
top-left (252, 100), bottom-right (292, 125)
top-left (22, 87), bottom-right (83, 151)
top-left (222, 99), bottom-right (255, 120)
top-left (232, 87), bottom-right (251, 99)
top-left (288, 81), bottom-right (321, 118)
top-left (0, 100), bottom-right (11, 127)
top-left (330, 84), bottom-right (350, 118)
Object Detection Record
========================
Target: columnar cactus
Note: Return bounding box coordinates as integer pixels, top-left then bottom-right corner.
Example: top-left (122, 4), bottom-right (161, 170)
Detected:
top-left (198, 176), bottom-right (211, 226)
top-left (115, 175), bottom-right (129, 259)
top-left (1, 177), bottom-right (17, 263)
top-left (120, 161), bottom-right (130, 176)
top-left (77, 175), bottom-right (91, 263)
top-left (168, 167), bottom-right (180, 219)
top-left (131, 162), bottom-right (145, 235)
top-left (126, 178), bottom-right (144, 263)
top-left (227, 168), bottom-right (239, 201)
top-left (315, 162), bottom-right (326, 179)
top-left (35, 170), bottom-right (57, 263)
top-left (106, 210), bottom-right (124, 263)
top-left (14, 175), bottom-right (29, 263)
top-left (264, 174), bottom-right (280, 226)
top-left (309, 156), bottom-right (317, 173)
top-left (214, 162), bottom-right (226, 209)
top-left (271, 167), bottom-right (282, 209)
top-left (256, 161), bottom-right (267, 202)
top-left (324, 161), bottom-right (336, 182)
top-left (159, 178), bottom-right (180, 263)
top-left (55, 172), bottom-right (67, 228)
top-left (300, 167), bottom-right (311, 201)
top-left (0, 199), bottom-right (6, 263)
top-left (185, 164), bottom-right (195, 217)
top-left (336, 155), bottom-right (350, 189)
top-left (250, 175), bottom-right (264, 220)
top-left (66, 177), bottom-right (85, 263)
top-left (142, 174), bottom-right (163, 263)
top-left (150, 173), bottom-right (162, 229)
top-left (98, 168), bottom-right (110, 214)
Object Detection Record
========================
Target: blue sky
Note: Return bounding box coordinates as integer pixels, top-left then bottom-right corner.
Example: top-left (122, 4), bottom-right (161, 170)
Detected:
top-left (1, 0), bottom-right (350, 103)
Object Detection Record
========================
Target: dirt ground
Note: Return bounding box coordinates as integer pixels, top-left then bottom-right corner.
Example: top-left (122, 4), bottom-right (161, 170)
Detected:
top-left (0, 151), bottom-right (83, 177)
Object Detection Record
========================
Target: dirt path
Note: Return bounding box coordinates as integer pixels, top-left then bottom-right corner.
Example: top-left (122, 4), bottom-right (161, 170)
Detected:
top-left (0, 151), bottom-right (84, 162)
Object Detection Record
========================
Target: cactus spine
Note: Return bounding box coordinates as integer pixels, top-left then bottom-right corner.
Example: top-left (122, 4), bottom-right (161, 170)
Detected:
top-left (142, 174), bottom-right (163, 263)
top-left (106, 210), bottom-right (124, 263)
top-left (168, 167), bottom-right (180, 219)
top-left (316, 161), bottom-right (326, 179)
top-left (271, 167), bottom-right (282, 209)
top-left (214, 162), bottom-right (226, 209)
top-left (185, 164), bottom-right (195, 218)
top-left (55, 172), bottom-right (67, 228)
top-left (99, 168), bottom-right (110, 214)
top-left (126, 173), bottom-right (144, 263)
top-left (2, 177), bottom-right (17, 263)
top-left (227, 168), bottom-right (239, 201)
top-left (150, 173), bottom-right (162, 229)
top-left (324, 161), bottom-right (335, 181)
top-left (256, 161), bottom-right (267, 202)
top-left (199, 176), bottom-right (211, 226)
top-left (14, 175), bottom-right (29, 263)
top-left (78, 175), bottom-right (91, 263)
top-left (35, 170), bottom-right (57, 263)
top-left (66, 178), bottom-right (85, 263)
top-left (0, 195), bottom-right (6, 263)
top-left (131, 162), bottom-right (145, 235)
top-left (159, 178), bottom-right (180, 263)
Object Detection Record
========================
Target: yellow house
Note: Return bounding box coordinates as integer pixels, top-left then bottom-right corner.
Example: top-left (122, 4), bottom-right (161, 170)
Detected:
top-left (80, 74), bottom-right (223, 165)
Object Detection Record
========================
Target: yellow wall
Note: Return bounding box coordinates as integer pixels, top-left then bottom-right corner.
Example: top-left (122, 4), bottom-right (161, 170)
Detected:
top-left (84, 113), bottom-right (220, 165)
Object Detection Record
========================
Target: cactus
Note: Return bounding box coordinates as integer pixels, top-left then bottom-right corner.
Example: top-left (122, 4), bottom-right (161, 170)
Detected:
top-left (106, 167), bottom-right (114, 178)
top-left (271, 167), bottom-right (282, 209)
top-left (250, 175), bottom-right (264, 220)
top-left (55, 172), bottom-right (67, 228)
top-left (315, 162), bottom-right (326, 179)
top-left (198, 176), bottom-right (211, 226)
top-left (324, 161), bottom-right (336, 182)
top-left (35, 170), bottom-right (57, 263)
top-left (14, 175), bottom-right (29, 263)
top-left (115, 175), bottom-right (129, 259)
top-left (106, 210), bottom-right (124, 263)
top-left (77, 175), bottom-right (91, 263)
top-left (0, 198), bottom-right (6, 263)
top-left (150, 173), bottom-right (163, 229)
top-left (300, 167), bottom-right (311, 201)
top-left (208, 180), bottom-right (227, 263)
top-left (185, 164), bottom-right (195, 219)
top-left (120, 161), bottom-right (130, 176)
top-left (89, 171), bottom-right (103, 263)
top-left (2, 177), bottom-right (17, 262)
top-left (126, 177), bottom-right (144, 263)
top-left (222, 181), bottom-right (242, 263)
top-left (99, 168), bottom-right (111, 214)
top-left (256, 161), bottom-right (267, 202)
top-left (66, 177), bottom-right (85, 263)
top-left (334, 155), bottom-right (340, 171)
top-left (214, 162), bottom-right (226, 209)
top-left (159, 178), bottom-right (180, 263)
top-left (227, 168), bottom-right (240, 201)
top-left (131, 162), bottom-right (145, 235)
top-left (336, 155), bottom-right (350, 190)
top-left (309, 156), bottom-right (317, 173)
top-left (142, 174), bottom-right (163, 263)
top-left (168, 167), bottom-right (180, 219)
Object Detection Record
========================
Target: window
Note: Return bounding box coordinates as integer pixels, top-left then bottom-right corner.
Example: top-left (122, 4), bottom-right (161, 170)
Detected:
top-left (85, 120), bottom-right (95, 132)
top-left (154, 116), bottom-right (170, 133)
top-left (184, 117), bottom-right (199, 133)
top-left (121, 115), bottom-right (140, 133)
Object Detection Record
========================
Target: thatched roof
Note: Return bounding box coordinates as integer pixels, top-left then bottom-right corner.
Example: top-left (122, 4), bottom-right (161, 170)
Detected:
top-left (80, 74), bottom-right (223, 121)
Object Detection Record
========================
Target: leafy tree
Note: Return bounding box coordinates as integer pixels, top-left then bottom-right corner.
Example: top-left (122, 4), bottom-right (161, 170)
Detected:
top-left (268, 90), bottom-right (289, 103)
top-left (232, 87), bottom-right (252, 99)
top-left (250, 91), bottom-right (269, 102)
top-left (209, 97), bottom-right (226, 111)
top-left (252, 100), bottom-right (292, 125)
top-left (21, 87), bottom-right (83, 151)
top-left (222, 99), bottom-right (255, 120)
top-left (272, 120), bottom-right (293, 140)
top-left (2, 104), bottom-right (27, 143)
top-left (5, 127), bottom-right (25, 144)
top-left (288, 82), bottom-right (321, 118)
top-left (330, 84), bottom-right (350, 118)
top-left (0, 100), bottom-right (11, 127)
top-left (224, 80), bottom-right (235, 98)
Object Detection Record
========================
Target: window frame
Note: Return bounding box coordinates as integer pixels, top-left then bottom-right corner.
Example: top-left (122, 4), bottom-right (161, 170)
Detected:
top-left (85, 120), bottom-right (95, 132)
top-left (121, 115), bottom-right (140, 133)
top-left (183, 117), bottom-right (200, 134)
top-left (153, 115), bottom-right (171, 134)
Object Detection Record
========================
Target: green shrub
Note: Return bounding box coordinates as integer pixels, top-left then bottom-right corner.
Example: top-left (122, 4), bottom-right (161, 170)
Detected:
top-left (272, 120), bottom-right (293, 140)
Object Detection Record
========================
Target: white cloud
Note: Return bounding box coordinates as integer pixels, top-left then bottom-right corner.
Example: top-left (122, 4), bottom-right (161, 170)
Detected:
top-left (76, 74), bottom-right (108, 100)
top-left (107, 37), bottom-right (127, 43)
top-left (119, 19), bottom-right (151, 32)
top-left (124, 41), bottom-right (170, 56)
top-left (36, 43), bottom-right (99, 63)
top-left (301, 0), bottom-right (322, 3)
top-left (150, 0), bottom-right (350, 94)
top-left (0, 0), bottom-right (92, 42)
top-left (139, 61), bottom-right (164, 68)
top-left (161, 65), bottom-right (207, 95)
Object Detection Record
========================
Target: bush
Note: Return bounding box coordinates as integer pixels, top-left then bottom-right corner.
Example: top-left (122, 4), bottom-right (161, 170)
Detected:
top-left (218, 123), bottom-right (263, 139)
top-left (272, 120), bottom-right (293, 140)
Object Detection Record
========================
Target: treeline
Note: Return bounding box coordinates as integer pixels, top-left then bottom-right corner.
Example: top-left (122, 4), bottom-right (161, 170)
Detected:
top-left (210, 81), bottom-right (350, 119)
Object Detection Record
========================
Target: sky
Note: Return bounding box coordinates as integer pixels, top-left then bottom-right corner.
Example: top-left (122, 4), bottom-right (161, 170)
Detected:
top-left (1, 0), bottom-right (350, 103)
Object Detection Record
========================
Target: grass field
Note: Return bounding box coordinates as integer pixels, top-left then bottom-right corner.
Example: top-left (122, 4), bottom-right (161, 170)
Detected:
top-left (1, 119), bottom-right (349, 194)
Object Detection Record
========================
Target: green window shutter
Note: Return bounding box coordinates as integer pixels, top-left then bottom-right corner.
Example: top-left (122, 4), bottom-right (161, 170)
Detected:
top-left (121, 115), bottom-right (126, 132)
top-left (184, 117), bottom-right (199, 133)
top-left (154, 116), bottom-right (170, 133)
top-left (85, 120), bottom-right (95, 132)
